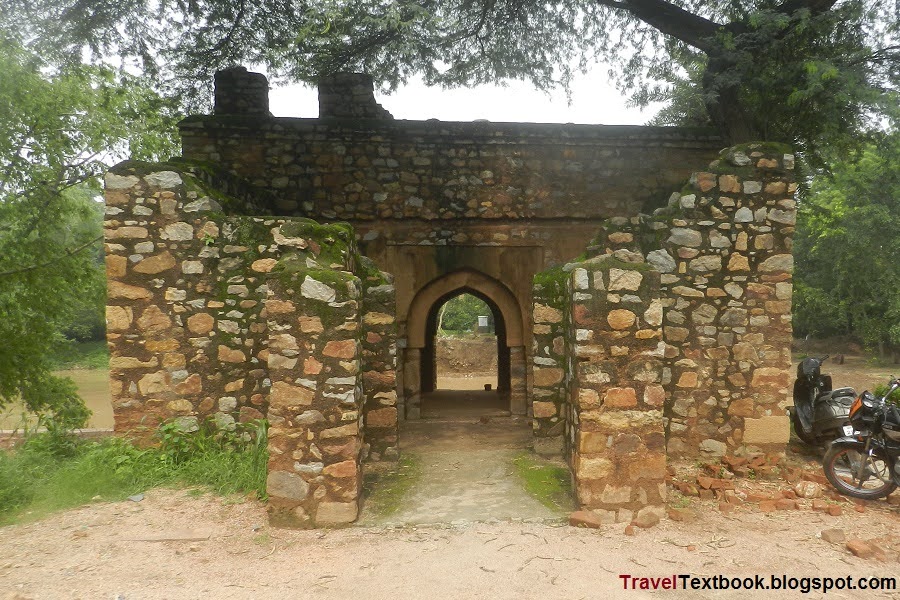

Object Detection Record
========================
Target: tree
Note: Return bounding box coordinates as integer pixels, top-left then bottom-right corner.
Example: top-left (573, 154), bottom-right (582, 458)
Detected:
top-left (4, 1), bottom-right (897, 154)
top-left (438, 294), bottom-right (493, 335)
top-left (793, 128), bottom-right (900, 358)
top-left (0, 35), bottom-right (180, 424)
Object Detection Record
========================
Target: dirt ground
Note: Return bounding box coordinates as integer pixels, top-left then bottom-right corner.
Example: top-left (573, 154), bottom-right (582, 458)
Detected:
top-left (2, 480), bottom-right (898, 600)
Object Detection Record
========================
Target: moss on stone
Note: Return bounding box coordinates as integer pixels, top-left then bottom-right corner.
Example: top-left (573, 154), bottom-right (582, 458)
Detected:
top-left (586, 256), bottom-right (657, 272)
top-left (722, 141), bottom-right (792, 156)
top-left (360, 454), bottom-right (422, 518)
top-left (533, 266), bottom-right (568, 299)
top-left (512, 451), bottom-right (574, 513)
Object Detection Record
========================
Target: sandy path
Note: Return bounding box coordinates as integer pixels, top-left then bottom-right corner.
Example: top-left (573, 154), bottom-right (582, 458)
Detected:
top-left (359, 417), bottom-right (562, 526)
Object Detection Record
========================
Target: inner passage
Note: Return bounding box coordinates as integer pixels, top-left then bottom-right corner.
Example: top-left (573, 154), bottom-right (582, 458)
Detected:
top-left (435, 293), bottom-right (498, 391)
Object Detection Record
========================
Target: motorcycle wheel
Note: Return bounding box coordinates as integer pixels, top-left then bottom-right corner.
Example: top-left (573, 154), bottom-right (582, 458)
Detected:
top-left (790, 410), bottom-right (817, 445)
top-left (823, 444), bottom-right (898, 500)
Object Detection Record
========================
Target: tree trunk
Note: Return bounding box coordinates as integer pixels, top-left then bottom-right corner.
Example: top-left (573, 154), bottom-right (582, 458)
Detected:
top-left (702, 54), bottom-right (761, 144)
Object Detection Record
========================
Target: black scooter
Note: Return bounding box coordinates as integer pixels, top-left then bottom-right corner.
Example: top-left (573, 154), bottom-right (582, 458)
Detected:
top-left (787, 355), bottom-right (856, 444)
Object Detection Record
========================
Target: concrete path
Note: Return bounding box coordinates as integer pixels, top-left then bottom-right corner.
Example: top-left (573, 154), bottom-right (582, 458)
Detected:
top-left (359, 402), bottom-right (569, 526)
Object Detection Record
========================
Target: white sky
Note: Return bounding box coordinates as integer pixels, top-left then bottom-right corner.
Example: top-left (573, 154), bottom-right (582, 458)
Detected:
top-left (268, 67), bottom-right (662, 125)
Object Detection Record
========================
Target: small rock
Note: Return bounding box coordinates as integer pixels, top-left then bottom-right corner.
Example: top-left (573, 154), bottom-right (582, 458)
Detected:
top-left (667, 508), bottom-right (695, 522)
top-left (775, 498), bottom-right (798, 510)
top-left (718, 502), bottom-right (734, 514)
top-left (820, 528), bottom-right (845, 544)
top-left (826, 505), bottom-right (842, 517)
top-left (758, 500), bottom-right (777, 513)
top-left (686, 545), bottom-right (697, 552)
top-left (568, 511), bottom-right (603, 529)
top-left (793, 481), bottom-right (822, 499)
top-left (624, 525), bottom-right (635, 536)
top-left (128, 494), bottom-right (144, 503)
top-left (846, 539), bottom-right (875, 559)
top-left (632, 507), bottom-right (661, 529)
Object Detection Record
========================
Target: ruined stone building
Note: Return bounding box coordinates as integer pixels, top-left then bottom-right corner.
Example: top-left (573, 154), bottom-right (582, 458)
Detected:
top-left (104, 67), bottom-right (795, 526)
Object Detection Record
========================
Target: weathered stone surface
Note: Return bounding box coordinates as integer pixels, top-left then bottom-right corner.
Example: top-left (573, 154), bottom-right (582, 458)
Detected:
top-left (315, 501), bottom-right (358, 525)
top-left (534, 303), bottom-right (563, 324)
top-left (133, 252), bottom-right (176, 274)
top-left (533, 368), bottom-right (564, 387)
top-left (607, 309), bottom-right (636, 330)
top-left (569, 510), bottom-right (603, 529)
top-left (137, 305), bottom-right (172, 333)
top-left (217, 345), bottom-right (246, 363)
top-left (105, 173), bottom-right (140, 189)
top-left (532, 401), bottom-right (557, 418)
top-left (108, 281), bottom-right (152, 300)
top-left (688, 255), bottom-right (722, 273)
top-left (668, 228), bottom-right (702, 247)
top-left (144, 171), bottom-right (183, 188)
top-left (267, 471), bottom-right (310, 501)
top-left (301, 276), bottom-right (337, 302)
top-left (743, 416), bottom-right (790, 445)
top-left (759, 254), bottom-right (794, 273)
top-left (608, 269), bottom-right (643, 291)
top-left (270, 381), bottom-right (314, 406)
top-left (186, 313), bottom-right (215, 335)
top-left (646, 249), bottom-right (675, 273)
top-left (604, 387), bottom-right (637, 408)
top-left (323, 340), bottom-right (357, 359)
top-left (106, 305), bottom-right (133, 331)
top-left (162, 222), bottom-right (194, 241)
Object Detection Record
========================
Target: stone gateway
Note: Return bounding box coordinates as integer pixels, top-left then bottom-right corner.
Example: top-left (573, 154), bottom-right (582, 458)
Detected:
top-left (104, 67), bottom-right (795, 527)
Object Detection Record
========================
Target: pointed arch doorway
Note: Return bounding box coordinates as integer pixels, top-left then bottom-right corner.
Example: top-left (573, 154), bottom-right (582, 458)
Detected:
top-left (402, 269), bottom-right (527, 419)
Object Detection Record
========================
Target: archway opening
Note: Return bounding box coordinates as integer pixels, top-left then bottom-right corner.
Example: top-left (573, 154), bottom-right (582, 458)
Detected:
top-left (425, 291), bottom-right (504, 393)
top-left (421, 288), bottom-right (509, 417)
top-left (403, 269), bottom-right (526, 419)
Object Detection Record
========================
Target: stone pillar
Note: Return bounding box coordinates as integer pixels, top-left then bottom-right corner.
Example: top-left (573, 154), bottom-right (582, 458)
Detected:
top-left (531, 271), bottom-right (569, 455)
top-left (569, 253), bottom-right (667, 525)
top-left (318, 73), bottom-right (393, 120)
top-left (361, 278), bottom-right (399, 462)
top-left (265, 270), bottom-right (364, 528)
top-left (214, 66), bottom-right (271, 116)
top-left (509, 346), bottom-right (528, 416)
top-left (403, 347), bottom-right (422, 419)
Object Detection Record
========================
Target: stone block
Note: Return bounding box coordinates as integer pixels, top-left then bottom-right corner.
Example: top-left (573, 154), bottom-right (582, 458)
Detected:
top-left (315, 502), bottom-right (358, 525)
top-left (742, 415), bottom-right (790, 445)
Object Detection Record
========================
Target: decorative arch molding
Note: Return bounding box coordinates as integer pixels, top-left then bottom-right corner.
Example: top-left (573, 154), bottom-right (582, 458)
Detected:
top-left (406, 268), bottom-right (524, 348)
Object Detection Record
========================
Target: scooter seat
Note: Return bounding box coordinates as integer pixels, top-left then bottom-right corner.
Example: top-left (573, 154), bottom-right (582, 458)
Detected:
top-left (830, 387), bottom-right (855, 397)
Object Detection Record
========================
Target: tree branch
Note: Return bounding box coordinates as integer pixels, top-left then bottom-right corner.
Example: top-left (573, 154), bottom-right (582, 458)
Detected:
top-left (594, 0), bottom-right (724, 52)
top-left (0, 234), bottom-right (103, 278)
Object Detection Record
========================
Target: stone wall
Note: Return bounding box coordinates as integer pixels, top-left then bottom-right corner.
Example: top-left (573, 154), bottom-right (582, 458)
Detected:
top-left (181, 71), bottom-right (723, 422)
top-left (104, 162), bottom-right (398, 527)
top-left (531, 143), bottom-right (794, 518)
top-left (531, 271), bottom-right (570, 456)
top-left (586, 145), bottom-right (796, 457)
top-left (567, 254), bottom-right (667, 523)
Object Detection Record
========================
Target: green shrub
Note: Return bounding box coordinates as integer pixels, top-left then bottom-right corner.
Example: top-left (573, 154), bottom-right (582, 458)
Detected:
top-left (0, 418), bottom-right (269, 524)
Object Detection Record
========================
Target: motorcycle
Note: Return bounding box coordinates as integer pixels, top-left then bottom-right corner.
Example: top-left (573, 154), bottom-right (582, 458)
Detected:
top-left (822, 377), bottom-right (900, 500)
top-left (787, 355), bottom-right (856, 444)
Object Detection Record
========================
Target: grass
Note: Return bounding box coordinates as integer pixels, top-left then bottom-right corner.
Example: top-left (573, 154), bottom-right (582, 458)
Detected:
top-left (49, 340), bottom-right (109, 370)
top-left (0, 420), bottom-right (268, 526)
top-left (361, 455), bottom-right (422, 518)
top-left (512, 451), bottom-right (575, 513)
